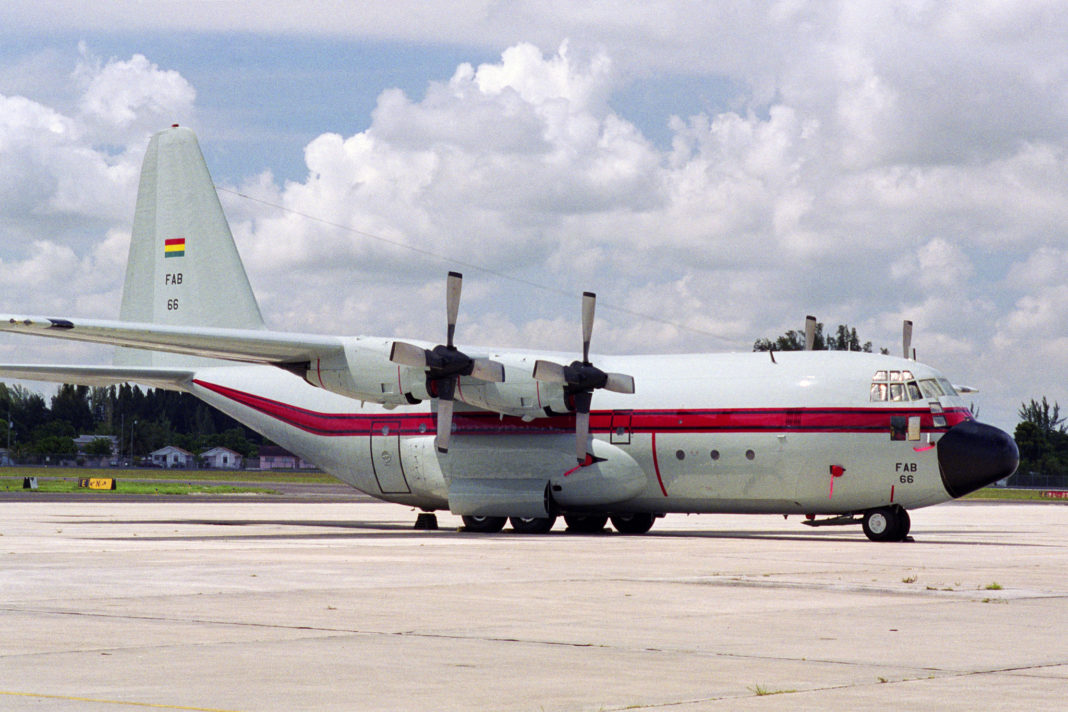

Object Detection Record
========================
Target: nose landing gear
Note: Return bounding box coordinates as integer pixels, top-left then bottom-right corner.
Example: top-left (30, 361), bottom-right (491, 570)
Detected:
top-left (862, 506), bottom-right (911, 542)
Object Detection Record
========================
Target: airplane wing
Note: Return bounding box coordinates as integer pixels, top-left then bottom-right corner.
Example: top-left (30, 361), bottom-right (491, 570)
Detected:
top-left (0, 314), bottom-right (345, 366)
top-left (0, 364), bottom-right (196, 390)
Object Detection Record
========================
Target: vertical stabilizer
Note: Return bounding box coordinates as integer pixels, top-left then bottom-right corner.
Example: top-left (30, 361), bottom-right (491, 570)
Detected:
top-left (116, 126), bottom-right (265, 366)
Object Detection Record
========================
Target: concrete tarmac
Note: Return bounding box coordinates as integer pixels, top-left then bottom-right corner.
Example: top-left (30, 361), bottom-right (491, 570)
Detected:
top-left (0, 499), bottom-right (1065, 711)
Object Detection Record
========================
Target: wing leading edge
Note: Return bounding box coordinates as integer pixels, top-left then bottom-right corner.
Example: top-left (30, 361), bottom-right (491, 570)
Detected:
top-left (0, 314), bottom-right (345, 366)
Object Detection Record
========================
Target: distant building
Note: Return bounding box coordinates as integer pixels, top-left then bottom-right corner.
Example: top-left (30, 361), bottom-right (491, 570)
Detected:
top-left (258, 445), bottom-right (316, 470)
top-left (0, 447), bottom-right (12, 466)
top-left (200, 446), bottom-right (243, 469)
top-left (74, 435), bottom-right (118, 456)
top-left (150, 445), bottom-right (195, 469)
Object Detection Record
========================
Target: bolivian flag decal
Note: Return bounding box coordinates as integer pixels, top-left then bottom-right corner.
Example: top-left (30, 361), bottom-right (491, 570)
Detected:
top-left (164, 237), bottom-right (186, 258)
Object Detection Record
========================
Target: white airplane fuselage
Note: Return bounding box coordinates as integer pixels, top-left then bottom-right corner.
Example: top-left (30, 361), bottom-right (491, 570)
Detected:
top-left (187, 348), bottom-right (976, 517)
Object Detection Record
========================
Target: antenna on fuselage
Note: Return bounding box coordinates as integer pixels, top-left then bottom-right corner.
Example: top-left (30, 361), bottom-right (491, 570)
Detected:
top-left (804, 315), bottom-right (817, 351)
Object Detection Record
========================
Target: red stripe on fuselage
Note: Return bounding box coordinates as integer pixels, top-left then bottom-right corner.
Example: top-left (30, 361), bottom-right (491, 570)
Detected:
top-left (192, 379), bottom-right (970, 438)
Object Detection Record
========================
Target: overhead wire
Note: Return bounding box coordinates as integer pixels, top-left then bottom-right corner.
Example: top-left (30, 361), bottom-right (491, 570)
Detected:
top-left (216, 186), bottom-right (724, 340)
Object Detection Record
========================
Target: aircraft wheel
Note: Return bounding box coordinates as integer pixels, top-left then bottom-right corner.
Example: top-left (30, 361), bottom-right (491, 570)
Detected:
top-left (563, 513), bottom-right (609, 534)
top-left (862, 507), bottom-right (906, 542)
top-left (509, 515), bottom-right (557, 534)
top-left (610, 512), bottom-right (656, 534)
top-left (461, 515), bottom-right (507, 533)
top-left (894, 508), bottom-right (912, 541)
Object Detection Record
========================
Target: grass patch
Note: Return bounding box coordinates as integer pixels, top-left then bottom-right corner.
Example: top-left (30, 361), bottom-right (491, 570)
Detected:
top-left (984, 582), bottom-right (1003, 591)
top-left (0, 466), bottom-right (336, 484)
top-left (749, 684), bottom-right (795, 696)
top-left (964, 488), bottom-right (1068, 502)
top-left (0, 477), bottom-right (279, 496)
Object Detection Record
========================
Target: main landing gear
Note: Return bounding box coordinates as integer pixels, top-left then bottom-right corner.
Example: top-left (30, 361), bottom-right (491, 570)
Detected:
top-left (460, 512), bottom-right (661, 534)
top-left (460, 515), bottom-right (507, 533)
top-left (509, 515), bottom-right (557, 534)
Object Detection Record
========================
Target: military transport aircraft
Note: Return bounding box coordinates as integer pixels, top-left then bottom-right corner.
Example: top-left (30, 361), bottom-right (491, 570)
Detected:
top-left (0, 126), bottom-right (1019, 540)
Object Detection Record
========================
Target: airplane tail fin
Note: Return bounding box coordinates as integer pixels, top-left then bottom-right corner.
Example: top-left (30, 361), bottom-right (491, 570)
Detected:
top-left (116, 126), bottom-right (265, 366)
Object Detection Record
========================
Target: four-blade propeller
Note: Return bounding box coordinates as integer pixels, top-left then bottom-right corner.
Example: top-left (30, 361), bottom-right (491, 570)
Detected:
top-left (389, 271), bottom-right (504, 454)
top-left (532, 291), bottom-right (635, 464)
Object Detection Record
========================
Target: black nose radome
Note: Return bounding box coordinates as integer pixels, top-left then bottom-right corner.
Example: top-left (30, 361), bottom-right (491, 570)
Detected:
top-left (937, 420), bottom-right (1019, 499)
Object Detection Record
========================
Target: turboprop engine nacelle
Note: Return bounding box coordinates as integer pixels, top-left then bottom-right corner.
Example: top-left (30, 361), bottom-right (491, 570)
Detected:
top-left (299, 337), bottom-right (425, 408)
top-left (452, 353), bottom-right (571, 419)
top-left (298, 341), bottom-right (571, 417)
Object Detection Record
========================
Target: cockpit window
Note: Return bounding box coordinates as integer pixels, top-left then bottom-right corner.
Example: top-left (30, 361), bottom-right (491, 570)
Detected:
top-left (937, 378), bottom-right (958, 396)
top-left (870, 371), bottom-right (945, 402)
top-left (919, 379), bottom-right (943, 398)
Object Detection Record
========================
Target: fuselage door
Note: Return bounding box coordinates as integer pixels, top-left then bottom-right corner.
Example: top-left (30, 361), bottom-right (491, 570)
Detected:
top-left (370, 420), bottom-right (411, 494)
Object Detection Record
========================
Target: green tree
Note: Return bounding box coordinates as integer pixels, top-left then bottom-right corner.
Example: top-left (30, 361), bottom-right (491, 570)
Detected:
top-left (1013, 398), bottom-right (1068, 478)
top-left (31, 435), bottom-right (77, 456)
top-left (83, 437), bottom-right (116, 457)
top-left (1018, 397), bottom-right (1065, 435)
top-left (51, 384), bottom-right (94, 432)
top-left (754, 322), bottom-right (877, 353)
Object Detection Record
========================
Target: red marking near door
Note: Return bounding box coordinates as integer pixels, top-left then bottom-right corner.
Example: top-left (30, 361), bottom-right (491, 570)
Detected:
top-left (890, 484), bottom-right (895, 503)
top-left (651, 432), bottom-right (668, 496)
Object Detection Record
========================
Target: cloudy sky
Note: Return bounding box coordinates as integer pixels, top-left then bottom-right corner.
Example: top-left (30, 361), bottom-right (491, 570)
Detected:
top-left (2, 1), bottom-right (1067, 432)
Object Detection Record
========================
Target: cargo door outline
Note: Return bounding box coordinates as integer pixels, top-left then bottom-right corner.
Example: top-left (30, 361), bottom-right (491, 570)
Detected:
top-left (370, 420), bottom-right (410, 494)
top-left (610, 410), bottom-right (633, 445)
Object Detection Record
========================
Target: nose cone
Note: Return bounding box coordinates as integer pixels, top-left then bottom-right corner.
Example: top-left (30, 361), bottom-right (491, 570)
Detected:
top-left (937, 419), bottom-right (1019, 498)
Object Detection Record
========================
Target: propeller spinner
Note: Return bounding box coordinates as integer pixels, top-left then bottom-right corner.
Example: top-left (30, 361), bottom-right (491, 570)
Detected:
top-left (389, 272), bottom-right (504, 454)
top-left (533, 292), bottom-right (635, 464)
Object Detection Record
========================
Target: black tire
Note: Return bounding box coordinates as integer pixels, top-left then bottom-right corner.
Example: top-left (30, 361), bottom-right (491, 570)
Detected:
top-left (563, 513), bottom-right (609, 534)
top-left (610, 512), bottom-right (656, 534)
top-left (894, 508), bottom-right (911, 541)
top-left (862, 506), bottom-right (906, 542)
top-left (509, 515), bottom-right (556, 534)
top-left (461, 515), bottom-right (507, 533)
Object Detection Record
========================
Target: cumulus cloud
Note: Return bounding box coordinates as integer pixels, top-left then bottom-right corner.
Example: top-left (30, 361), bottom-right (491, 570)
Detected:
top-left (3, 4), bottom-right (1068, 431)
top-left (74, 44), bottom-right (196, 144)
top-left (231, 30), bottom-right (1068, 430)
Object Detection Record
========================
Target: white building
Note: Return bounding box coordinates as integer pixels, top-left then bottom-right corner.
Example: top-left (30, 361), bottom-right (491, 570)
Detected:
top-left (150, 445), bottom-right (195, 469)
top-left (200, 446), bottom-right (242, 469)
top-left (258, 445), bottom-right (316, 470)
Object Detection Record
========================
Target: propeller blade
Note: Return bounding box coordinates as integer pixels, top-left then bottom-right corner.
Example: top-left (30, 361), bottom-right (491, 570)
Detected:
top-left (603, 372), bottom-right (635, 394)
top-left (532, 359), bottom-right (567, 384)
top-left (435, 397), bottom-right (454, 454)
top-left (446, 271), bottom-right (462, 348)
top-left (902, 320), bottom-right (913, 360)
top-left (390, 341), bottom-right (428, 368)
top-left (804, 315), bottom-right (817, 351)
top-left (581, 291), bottom-right (596, 363)
top-left (470, 358), bottom-right (505, 383)
top-left (575, 410), bottom-right (590, 463)
top-left (573, 390), bottom-right (593, 464)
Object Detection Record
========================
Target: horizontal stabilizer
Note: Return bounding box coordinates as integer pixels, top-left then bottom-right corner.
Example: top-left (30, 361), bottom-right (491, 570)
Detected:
top-left (0, 364), bottom-right (196, 390)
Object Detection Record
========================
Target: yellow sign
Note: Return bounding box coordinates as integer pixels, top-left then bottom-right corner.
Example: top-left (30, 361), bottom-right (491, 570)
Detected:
top-left (78, 477), bottom-right (116, 490)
